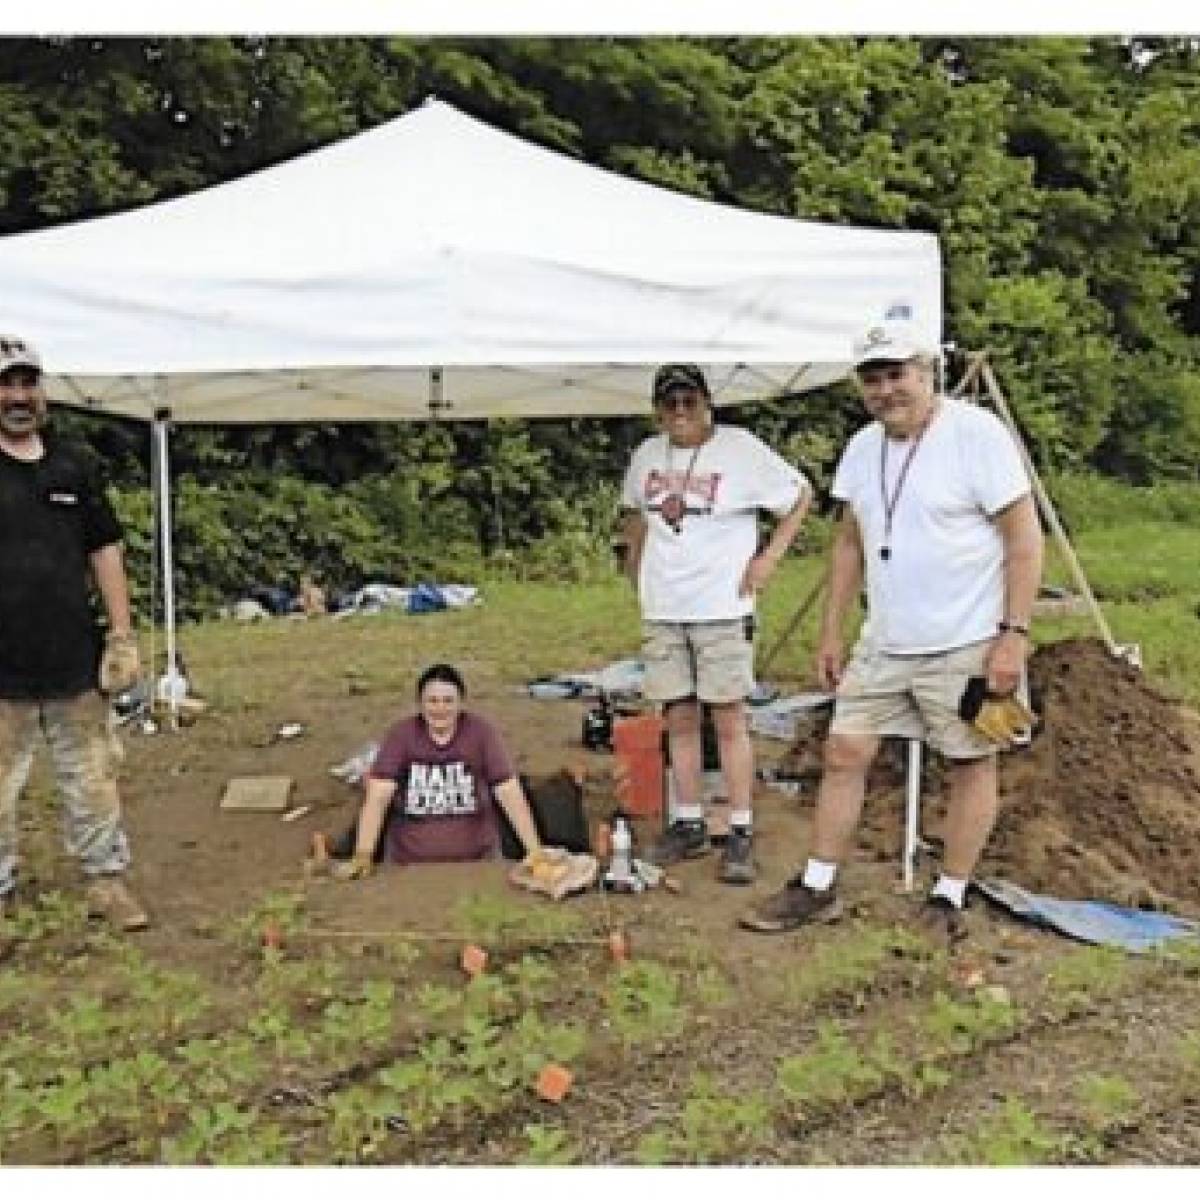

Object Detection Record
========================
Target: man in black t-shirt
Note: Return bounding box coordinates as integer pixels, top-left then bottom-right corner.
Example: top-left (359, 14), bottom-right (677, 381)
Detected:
top-left (0, 336), bottom-right (148, 939)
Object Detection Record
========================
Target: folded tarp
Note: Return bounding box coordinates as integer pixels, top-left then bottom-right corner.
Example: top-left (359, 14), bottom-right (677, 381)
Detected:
top-left (527, 658), bottom-right (647, 700)
top-left (747, 691), bottom-right (835, 740)
top-left (976, 876), bottom-right (1200, 953)
top-left (527, 659), bottom-right (787, 704)
top-left (332, 582), bottom-right (480, 616)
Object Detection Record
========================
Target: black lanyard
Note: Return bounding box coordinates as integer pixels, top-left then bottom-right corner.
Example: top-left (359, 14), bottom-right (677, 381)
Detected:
top-left (878, 412), bottom-right (935, 561)
top-left (660, 438), bottom-right (706, 534)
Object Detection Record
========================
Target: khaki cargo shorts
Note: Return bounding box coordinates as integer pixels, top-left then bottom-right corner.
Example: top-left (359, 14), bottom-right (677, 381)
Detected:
top-left (830, 638), bottom-right (1023, 760)
top-left (641, 618), bottom-right (755, 705)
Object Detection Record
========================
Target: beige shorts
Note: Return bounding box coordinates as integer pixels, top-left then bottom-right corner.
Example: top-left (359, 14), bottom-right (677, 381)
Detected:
top-left (641, 618), bottom-right (755, 705)
top-left (830, 638), bottom-right (1022, 760)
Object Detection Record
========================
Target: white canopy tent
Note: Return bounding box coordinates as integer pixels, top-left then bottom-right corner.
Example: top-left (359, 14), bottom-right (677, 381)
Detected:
top-left (0, 96), bottom-right (942, 420)
top-left (0, 97), bottom-right (942, 708)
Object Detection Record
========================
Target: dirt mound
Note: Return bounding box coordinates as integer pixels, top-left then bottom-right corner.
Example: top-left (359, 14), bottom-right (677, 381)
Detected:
top-left (785, 638), bottom-right (1200, 911)
top-left (986, 638), bottom-right (1200, 910)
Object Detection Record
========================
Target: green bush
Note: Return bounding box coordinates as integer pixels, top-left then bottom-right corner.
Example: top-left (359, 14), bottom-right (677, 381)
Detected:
top-left (1046, 472), bottom-right (1200, 532)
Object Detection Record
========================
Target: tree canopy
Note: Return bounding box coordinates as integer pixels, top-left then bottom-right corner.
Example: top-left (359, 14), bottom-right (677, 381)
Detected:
top-left (3, 35), bottom-right (1198, 603)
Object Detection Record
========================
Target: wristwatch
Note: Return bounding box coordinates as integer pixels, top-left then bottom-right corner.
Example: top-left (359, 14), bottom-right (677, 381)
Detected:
top-left (998, 620), bottom-right (1030, 637)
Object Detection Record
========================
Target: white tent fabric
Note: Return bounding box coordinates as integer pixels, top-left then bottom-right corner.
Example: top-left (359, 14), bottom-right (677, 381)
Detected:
top-left (0, 98), bottom-right (941, 422)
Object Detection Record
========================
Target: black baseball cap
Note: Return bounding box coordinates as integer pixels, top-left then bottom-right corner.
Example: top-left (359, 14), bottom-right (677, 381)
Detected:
top-left (652, 363), bottom-right (710, 402)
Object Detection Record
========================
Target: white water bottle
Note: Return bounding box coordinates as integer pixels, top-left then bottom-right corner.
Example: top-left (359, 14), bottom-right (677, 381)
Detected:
top-left (610, 817), bottom-right (632, 876)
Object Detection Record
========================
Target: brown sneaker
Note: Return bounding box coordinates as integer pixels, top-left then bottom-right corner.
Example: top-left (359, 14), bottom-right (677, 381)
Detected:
top-left (738, 873), bottom-right (843, 933)
top-left (917, 894), bottom-right (969, 945)
top-left (86, 877), bottom-right (150, 932)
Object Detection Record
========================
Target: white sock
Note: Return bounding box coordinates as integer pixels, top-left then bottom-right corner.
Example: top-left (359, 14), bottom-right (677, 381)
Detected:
top-left (802, 858), bottom-right (838, 891)
top-left (675, 804), bottom-right (704, 823)
top-left (729, 809), bottom-right (752, 831)
top-left (930, 874), bottom-right (968, 908)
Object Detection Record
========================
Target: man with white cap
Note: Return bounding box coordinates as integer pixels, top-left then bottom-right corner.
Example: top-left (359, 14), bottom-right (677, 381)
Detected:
top-left (0, 335), bottom-right (148, 940)
top-left (741, 319), bottom-right (1043, 941)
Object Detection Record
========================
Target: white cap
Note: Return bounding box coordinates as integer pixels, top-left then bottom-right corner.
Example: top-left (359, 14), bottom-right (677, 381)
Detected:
top-left (0, 335), bottom-right (42, 375)
top-left (852, 318), bottom-right (934, 368)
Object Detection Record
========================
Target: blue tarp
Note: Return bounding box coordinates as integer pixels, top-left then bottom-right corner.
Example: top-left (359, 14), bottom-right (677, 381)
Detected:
top-left (976, 876), bottom-right (1199, 953)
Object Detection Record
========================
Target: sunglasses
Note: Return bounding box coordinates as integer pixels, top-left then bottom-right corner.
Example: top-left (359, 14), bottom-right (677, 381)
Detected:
top-left (856, 364), bottom-right (911, 385)
top-left (0, 367), bottom-right (41, 388)
top-left (655, 391), bottom-right (704, 412)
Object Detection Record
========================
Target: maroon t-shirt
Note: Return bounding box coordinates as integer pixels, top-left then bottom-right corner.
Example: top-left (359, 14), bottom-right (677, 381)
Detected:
top-left (369, 711), bottom-right (516, 864)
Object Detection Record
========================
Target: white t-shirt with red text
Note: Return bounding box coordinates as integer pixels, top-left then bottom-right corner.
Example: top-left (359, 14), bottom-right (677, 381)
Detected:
top-left (622, 424), bottom-right (809, 622)
top-left (832, 397), bottom-right (1030, 654)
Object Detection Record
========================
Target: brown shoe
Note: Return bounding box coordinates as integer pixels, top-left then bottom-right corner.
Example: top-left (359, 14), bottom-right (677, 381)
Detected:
top-left (86, 877), bottom-right (150, 932)
top-left (0, 890), bottom-right (17, 961)
top-left (917, 894), bottom-right (969, 945)
top-left (738, 874), bottom-right (843, 933)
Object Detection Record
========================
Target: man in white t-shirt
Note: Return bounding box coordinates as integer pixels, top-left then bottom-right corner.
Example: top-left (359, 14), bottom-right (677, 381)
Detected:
top-left (741, 320), bottom-right (1043, 940)
top-left (621, 364), bottom-right (811, 884)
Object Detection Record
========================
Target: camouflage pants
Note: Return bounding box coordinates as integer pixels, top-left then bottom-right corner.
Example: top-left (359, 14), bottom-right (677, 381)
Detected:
top-left (0, 691), bottom-right (131, 897)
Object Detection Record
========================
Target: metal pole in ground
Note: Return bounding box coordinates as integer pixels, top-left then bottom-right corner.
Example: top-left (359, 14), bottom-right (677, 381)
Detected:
top-left (903, 738), bottom-right (922, 893)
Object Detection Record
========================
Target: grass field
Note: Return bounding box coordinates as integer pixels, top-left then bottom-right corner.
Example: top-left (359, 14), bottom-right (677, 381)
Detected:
top-left (2, 512), bottom-right (1200, 1166)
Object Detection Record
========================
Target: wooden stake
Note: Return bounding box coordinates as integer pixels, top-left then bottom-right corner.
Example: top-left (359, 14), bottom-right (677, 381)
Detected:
top-left (977, 358), bottom-right (1121, 657)
top-left (757, 570), bottom-right (827, 677)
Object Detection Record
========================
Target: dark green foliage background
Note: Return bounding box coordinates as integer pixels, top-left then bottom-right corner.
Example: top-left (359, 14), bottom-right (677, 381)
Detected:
top-left (5, 36), bottom-right (1200, 611)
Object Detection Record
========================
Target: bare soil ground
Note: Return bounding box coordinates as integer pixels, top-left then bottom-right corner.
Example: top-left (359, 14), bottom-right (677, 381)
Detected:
top-left (6, 628), bottom-right (1200, 1165)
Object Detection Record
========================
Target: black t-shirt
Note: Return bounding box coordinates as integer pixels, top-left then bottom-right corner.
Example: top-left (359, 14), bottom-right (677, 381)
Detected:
top-left (0, 438), bottom-right (123, 699)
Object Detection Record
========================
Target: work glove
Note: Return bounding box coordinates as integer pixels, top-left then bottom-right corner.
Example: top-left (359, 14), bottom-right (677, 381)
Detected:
top-left (509, 846), bottom-right (598, 901)
top-left (331, 853), bottom-right (374, 881)
top-left (99, 633), bottom-right (141, 695)
top-left (959, 677), bottom-right (1034, 746)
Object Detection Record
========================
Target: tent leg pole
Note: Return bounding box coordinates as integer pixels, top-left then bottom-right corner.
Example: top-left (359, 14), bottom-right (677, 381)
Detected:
top-left (976, 358), bottom-right (1122, 659)
top-left (903, 739), bottom-right (922, 893)
top-left (153, 410), bottom-right (183, 727)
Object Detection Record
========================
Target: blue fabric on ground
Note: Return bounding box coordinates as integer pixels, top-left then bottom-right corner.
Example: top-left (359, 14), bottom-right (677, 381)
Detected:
top-left (250, 585), bottom-right (297, 615)
top-left (407, 583), bottom-right (448, 614)
top-left (976, 876), bottom-right (1199, 953)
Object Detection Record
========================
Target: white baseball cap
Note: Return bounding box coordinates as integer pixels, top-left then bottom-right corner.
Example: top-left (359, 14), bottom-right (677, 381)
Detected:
top-left (0, 336), bottom-right (42, 375)
top-left (852, 318), bottom-right (934, 368)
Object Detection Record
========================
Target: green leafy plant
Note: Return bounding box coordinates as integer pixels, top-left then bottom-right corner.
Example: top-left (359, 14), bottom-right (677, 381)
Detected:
top-left (228, 889), bottom-right (307, 952)
top-left (1046, 945), bottom-right (1132, 1012)
top-left (605, 961), bottom-right (685, 1046)
top-left (450, 889), bottom-right (584, 945)
top-left (677, 1072), bottom-right (774, 1163)
top-left (946, 1097), bottom-right (1064, 1166)
top-left (779, 926), bottom-right (930, 1008)
top-left (776, 1021), bottom-right (883, 1113)
top-left (518, 1122), bottom-right (579, 1165)
top-left (1075, 1072), bottom-right (1140, 1132)
top-left (919, 990), bottom-right (1019, 1056)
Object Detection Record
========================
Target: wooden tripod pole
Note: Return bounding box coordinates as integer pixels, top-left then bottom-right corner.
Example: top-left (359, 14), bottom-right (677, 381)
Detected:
top-left (758, 570), bottom-right (827, 677)
top-left (974, 355), bottom-right (1120, 656)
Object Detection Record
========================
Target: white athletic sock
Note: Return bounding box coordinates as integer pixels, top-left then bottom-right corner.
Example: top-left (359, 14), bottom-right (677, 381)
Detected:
top-left (930, 874), bottom-right (968, 908)
top-left (802, 858), bottom-right (838, 892)
top-left (729, 809), bottom-right (753, 831)
top-left (675, 804), bottom-right (704, 824)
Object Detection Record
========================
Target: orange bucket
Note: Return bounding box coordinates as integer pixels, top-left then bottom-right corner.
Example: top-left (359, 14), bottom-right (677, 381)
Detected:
top-left (612, 714), bottom-right (666, 816)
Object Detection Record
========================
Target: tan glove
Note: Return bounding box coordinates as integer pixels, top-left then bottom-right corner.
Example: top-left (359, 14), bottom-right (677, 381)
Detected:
top-left (959, 677), bottom-right (1033, 746)
top-left (99, 633), bottom-right (141, 695)
top-left (509, 847), bottom-right (598, 901)
top-left (972, 695), bottom-right (1034, 745)
top-left (331, 853), bottom-right (374, 881)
